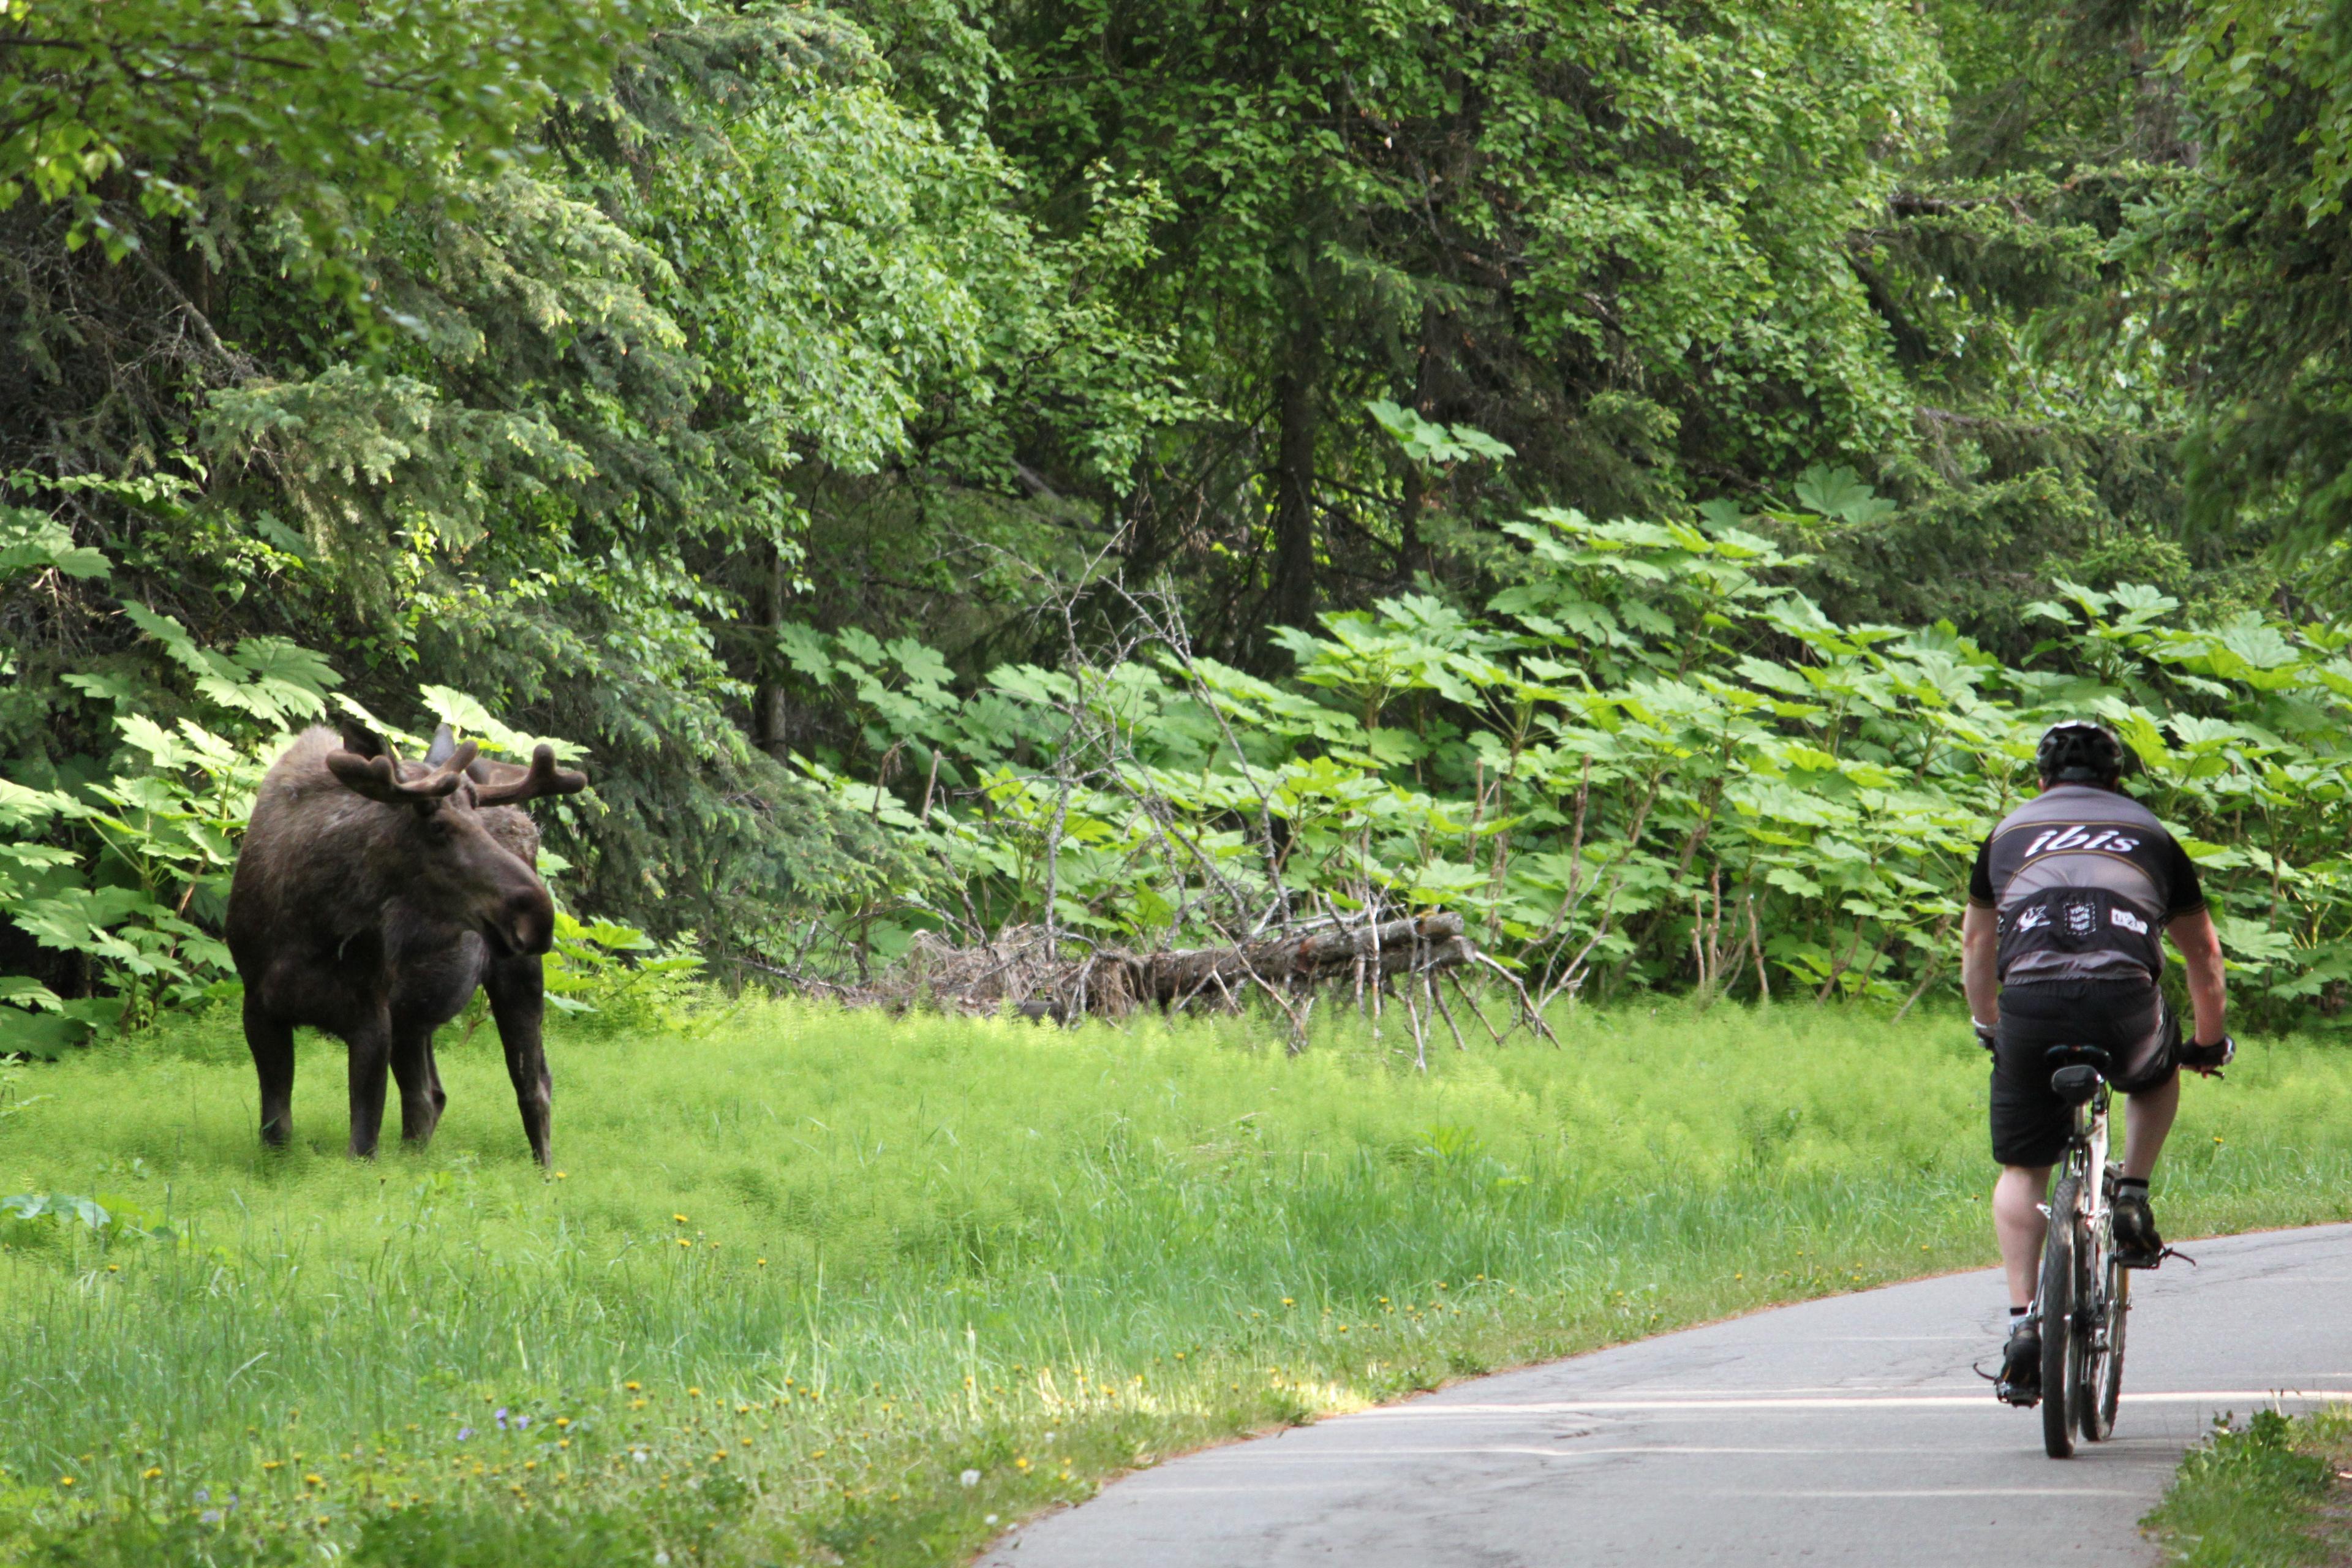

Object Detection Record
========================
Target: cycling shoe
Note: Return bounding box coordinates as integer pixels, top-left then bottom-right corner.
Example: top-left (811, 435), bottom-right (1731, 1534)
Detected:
top-left (1996, 1319), bottom-right (2041, 1407)
top-left (2113, 1191), bottom-right (2164, 1268)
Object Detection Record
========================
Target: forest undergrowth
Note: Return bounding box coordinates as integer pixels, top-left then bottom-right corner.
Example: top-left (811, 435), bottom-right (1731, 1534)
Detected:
top-left (6, 998), bottom-right (2352, 1566)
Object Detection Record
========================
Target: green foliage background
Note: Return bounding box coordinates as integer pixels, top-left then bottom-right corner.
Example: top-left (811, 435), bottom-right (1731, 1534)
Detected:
top-left (10, 0), bottom-right (2352, 1031)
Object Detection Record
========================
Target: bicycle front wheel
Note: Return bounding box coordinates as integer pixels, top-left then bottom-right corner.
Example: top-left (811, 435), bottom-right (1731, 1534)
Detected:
top-left (2040, 1175), bottom-right (2079, 1459)
top-left (2082, 1242), bottom-right (2128, 1442)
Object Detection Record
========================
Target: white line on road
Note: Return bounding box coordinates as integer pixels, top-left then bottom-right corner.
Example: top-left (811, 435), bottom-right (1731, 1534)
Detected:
top-left (1733, 1489), bottom-right (2145, 1500)
top-left (1357, 1390), bottom-right (2344, 1415)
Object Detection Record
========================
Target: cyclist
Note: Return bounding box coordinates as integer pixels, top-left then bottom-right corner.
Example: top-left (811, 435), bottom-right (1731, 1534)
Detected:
top-left (1961, 720), bottom-right (2235, 1406)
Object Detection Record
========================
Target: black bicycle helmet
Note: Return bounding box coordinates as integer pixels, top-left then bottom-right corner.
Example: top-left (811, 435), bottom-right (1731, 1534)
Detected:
top-left (2034, 720), bottom-right (2129, 786)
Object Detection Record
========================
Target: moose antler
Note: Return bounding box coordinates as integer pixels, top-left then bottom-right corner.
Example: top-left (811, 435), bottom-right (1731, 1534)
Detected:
top-left (326, 741), bottom-right (481, 807)
top-left (467, 744), bottom-right (589, 807)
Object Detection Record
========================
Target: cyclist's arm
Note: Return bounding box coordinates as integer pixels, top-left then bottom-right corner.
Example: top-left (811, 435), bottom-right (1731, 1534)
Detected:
top-left (1961, 902), bottom-right (1999, 1030)
top-left (2167, 907), bottom-right (2228, 1047)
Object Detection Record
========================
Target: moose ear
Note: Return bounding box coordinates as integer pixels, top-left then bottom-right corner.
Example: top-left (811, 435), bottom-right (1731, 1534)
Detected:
top-left (423, 723), bottom-right (459, 767)
top-left (326, 742), bottom-right (478, 810)
top-left (336, 722), bottom-right (388, 761)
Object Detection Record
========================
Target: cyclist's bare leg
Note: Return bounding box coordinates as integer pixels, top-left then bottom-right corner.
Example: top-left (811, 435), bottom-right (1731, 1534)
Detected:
top-left (1994, 1163), bottom-right (2053, 1307)
top-left (2122, 1072), bottom-right (2179, 1182)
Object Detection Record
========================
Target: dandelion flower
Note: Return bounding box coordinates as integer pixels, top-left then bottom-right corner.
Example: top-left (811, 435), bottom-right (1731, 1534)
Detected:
top-left (960, 1469), bottom-right (981, 1488)
top-left (687, 1387), bottom-right (701, 1398)
top-left (673, 1214), bottom-right (688, 1224)
top-left (143, 1466), bottom-right (162, 1479)
top-left (57, 1477), bottom-right (74, 1487)
top-left (625, 1382), bottom-right (641, 1392)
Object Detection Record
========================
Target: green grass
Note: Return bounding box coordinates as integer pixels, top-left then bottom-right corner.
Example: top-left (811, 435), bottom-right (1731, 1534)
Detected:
top-left (2145, 1407), bottom-right (2352, 1566)
top-left (5, 998), bottom-right (2352, 1566)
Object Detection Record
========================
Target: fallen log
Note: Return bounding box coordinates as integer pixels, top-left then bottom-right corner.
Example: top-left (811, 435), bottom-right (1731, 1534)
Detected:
top-left (880, 913), bottom-right (1471, 1022)
top-left (1126, 912), bottom-right (1468, 1009)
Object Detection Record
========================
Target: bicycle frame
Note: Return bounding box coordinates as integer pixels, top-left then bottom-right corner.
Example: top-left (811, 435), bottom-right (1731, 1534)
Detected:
top-left (2063, 1079), bottom-right (2111, 1243)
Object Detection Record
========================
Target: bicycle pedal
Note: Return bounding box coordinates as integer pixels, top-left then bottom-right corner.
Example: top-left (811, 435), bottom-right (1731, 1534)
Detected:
top-left (1975, 1357), bottom-right (2040, 1408)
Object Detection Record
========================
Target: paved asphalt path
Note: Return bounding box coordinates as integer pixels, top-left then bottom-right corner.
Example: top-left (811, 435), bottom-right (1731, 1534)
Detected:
top-left (979, 1223), bottom-right (2352, 1567)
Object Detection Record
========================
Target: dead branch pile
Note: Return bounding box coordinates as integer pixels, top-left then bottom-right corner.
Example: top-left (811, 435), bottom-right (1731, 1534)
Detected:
top-left (858, 913), bottom-right (1556, 1061)
top-left (874, 912), bottom-right (1464, 1019)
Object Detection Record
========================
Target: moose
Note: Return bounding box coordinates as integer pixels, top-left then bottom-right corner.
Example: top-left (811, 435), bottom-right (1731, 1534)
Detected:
top-left (225, 723), bottom-right (587, 1166)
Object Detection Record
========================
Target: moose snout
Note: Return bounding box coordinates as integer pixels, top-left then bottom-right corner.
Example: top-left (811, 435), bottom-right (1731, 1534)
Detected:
top-left (496, 888), bottom-right (557, 957)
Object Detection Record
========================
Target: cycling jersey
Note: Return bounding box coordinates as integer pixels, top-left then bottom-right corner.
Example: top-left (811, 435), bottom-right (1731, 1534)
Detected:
top-left (1966, 783), bottom-right (2205, 986)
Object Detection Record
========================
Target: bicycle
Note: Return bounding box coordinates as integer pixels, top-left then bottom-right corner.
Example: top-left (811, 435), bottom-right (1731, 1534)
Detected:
top-left (2034, 1042), bottom-right (2127, 1458)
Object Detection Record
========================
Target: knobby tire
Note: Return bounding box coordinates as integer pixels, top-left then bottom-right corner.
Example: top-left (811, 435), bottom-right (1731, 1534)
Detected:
top-left (2040, 1174), bottom-right (2079, 1458)
top-left (2080, 1207), bottom-right (2127, 1444)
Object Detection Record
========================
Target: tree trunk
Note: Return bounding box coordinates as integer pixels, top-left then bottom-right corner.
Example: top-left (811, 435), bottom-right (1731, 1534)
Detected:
top-left (1396, 304), bottom-right (1442, 582)
top-left (1269, 315), bottom-right (1319, 635)
top-left (752, 535), bottom-right (789, 758)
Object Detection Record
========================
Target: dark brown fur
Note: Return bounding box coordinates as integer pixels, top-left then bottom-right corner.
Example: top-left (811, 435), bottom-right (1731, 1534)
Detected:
top-left (225, 725), bottom-right (586, 1164)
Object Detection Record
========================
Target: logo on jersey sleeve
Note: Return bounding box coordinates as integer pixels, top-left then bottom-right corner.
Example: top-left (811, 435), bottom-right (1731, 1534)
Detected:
top-left (2022, 824), bottom-right (2143, 857)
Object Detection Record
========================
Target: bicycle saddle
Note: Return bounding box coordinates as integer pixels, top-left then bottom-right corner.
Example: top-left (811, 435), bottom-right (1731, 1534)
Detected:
top-left (2044, 1043), bottom-right (2110, 1105)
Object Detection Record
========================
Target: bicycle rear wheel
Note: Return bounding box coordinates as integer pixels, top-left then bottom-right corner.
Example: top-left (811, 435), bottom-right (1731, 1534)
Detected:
top-left (2040, 1175), bottom-right (2079, 1459)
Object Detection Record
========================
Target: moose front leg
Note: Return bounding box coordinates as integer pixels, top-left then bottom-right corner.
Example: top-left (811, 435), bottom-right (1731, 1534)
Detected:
top-left (345, 1017), bottom-right (394, 1159)
top-left (389, 1026), bottom-right (447, 1146)
top-left (486, 955), bottom-right (554, 1167)
top-left (244, 998), bottom-right (296, 1148)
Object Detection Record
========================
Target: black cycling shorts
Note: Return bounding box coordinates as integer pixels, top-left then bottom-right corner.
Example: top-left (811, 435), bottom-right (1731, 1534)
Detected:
top-left (1991, 979), bottom-right (2179, 1167)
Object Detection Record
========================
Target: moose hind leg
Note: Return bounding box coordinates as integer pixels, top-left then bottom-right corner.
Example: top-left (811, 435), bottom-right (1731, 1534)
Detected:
top-left (390, 1027), bottom-right (446, 1146)
top-left (486, 956), bottom-right (553, 1167)
top-left (244, 1000), bottom-right (295, 1148)
top-left (345, 1021), bottom-right (394, 1159)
